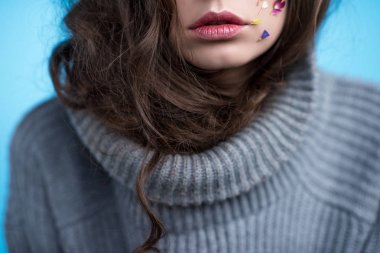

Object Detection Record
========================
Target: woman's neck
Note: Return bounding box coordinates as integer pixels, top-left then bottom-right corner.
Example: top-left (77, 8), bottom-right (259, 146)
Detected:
top-left (205, 60), bottom-right (257, 97)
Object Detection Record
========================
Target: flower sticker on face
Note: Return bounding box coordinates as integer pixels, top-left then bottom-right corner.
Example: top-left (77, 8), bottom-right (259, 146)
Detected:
top-left (272, 0), bottom-right (286, 15)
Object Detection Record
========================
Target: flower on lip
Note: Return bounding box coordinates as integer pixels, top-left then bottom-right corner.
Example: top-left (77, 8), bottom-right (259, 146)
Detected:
top-left (189, 10), bottom-right (247, 29)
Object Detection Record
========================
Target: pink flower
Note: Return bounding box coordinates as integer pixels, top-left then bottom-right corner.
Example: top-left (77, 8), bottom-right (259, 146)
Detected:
top-left (272, 0), bottom-right (286, 15)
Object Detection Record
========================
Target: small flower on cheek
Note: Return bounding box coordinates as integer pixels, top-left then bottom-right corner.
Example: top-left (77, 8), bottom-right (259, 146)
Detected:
top-left (272, 0), bottom-right (286, 15)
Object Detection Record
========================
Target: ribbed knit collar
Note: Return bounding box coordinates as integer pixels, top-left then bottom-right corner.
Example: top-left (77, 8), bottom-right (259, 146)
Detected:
top-left (63, 48), bottom-right (320, 207)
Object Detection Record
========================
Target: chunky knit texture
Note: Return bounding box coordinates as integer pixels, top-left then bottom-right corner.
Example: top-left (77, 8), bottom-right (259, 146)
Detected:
top-left (4, 49), bottom-right (380, 253)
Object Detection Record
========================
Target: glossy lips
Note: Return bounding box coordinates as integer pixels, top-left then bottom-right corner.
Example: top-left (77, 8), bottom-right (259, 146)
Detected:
top-left (189, 11), bottom-right (247, 41)
top-left (189, 11), bottom-right (247, 29)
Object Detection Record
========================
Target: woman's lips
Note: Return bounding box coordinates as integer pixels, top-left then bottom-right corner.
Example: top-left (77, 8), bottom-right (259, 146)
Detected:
top-left (189, 10), bottom-right (248, 29)
top-left (188, 10), bottom-right (248, 41)
top-left (190, 24), bottom-right (246, 41)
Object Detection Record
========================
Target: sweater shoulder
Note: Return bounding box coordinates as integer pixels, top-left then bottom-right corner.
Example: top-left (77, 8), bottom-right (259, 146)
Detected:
top-left (322, 70), bottom-right (380, 150)
top-left (298, 70), bottom-right (380, 224)
top-left (315, 70), bottom-right (380, 154)
top-left (330, 71), bottom-right (380, 104)
top-left (317, 69), bottom-right (380, 111)
top-left (9, 96), bottom-right (71, 156)
top-left (9, 97), bottom-right (114, 228)
top-left (317, 69), bottom-right (380, 143)
top-left (9, 96), bottom-right (86, 185)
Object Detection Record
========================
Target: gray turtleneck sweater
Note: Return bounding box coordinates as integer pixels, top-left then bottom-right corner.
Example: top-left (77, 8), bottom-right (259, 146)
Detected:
top-left (4, 50), bottom-right (380, 253)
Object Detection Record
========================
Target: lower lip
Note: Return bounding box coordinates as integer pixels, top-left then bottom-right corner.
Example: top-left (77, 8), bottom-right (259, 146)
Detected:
top-left (190, 24), bottom-right (246, 40)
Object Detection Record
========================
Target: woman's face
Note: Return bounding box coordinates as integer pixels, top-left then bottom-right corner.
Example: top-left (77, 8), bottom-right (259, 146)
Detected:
top-left (170, 0), bottom-right (287, 71)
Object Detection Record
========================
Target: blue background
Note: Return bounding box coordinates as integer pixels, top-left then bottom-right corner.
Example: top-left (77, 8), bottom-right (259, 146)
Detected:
top-left (0, 1), bottom-right (380, 252)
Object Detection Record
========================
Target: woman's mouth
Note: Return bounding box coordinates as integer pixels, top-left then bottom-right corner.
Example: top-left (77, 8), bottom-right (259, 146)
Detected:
top-left (189, 11), bottom-right (248, 41)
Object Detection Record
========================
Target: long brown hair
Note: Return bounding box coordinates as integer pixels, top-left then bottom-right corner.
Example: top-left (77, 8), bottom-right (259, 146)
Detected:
top-left (49, 0), bottom-right (332, 252)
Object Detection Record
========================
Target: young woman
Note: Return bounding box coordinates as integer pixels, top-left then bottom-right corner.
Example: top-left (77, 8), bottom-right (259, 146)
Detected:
top-left (5, 0), bottom-right (380, 252)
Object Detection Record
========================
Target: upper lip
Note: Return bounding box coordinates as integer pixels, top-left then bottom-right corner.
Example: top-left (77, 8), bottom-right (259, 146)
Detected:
top-left (189, 11), bottom-right (247, 29)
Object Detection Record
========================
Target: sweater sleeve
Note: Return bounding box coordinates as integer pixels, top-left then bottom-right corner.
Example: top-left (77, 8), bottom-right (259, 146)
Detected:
top-left (4, 119), bottom-right (63, 253)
